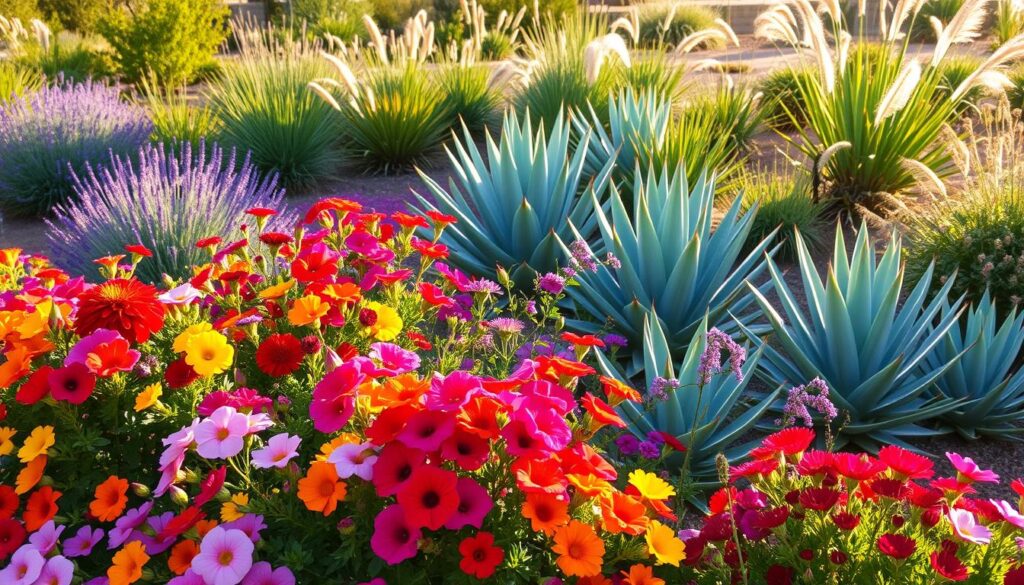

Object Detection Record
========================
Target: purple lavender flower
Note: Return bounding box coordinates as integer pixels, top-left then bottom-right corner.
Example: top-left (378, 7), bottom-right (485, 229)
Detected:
top-left (777, 377), bottom-right (837, 427)
top-left (615, 434), bottom-right (641, 455)
top-left (569, 239), bottom-right (599, 272)
top-left (537, 272), bottom-right (566, 295)
top-left (47, 141), bottom-right (292, 283)
top-left (0, 79), bottom-right (152, 216)
top-left (603, 333), bottom-right (628, 348)
top-left (697, 328), bottom-right (747, 385)
top-left (648, 376), bottom-right (679, 402)
top-left (464, 278), bottom-right (504, 295)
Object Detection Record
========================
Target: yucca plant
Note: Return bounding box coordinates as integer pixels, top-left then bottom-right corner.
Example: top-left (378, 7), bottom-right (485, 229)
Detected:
top-left (743, 226), bottom-right (966, 451)
top-left (412, 109), bottom-right (614, 285)
top-left (563, 165), bottom-right (776, 370)
top-left (926, 293), bottom-right (1024, 439)
top-left (694, 81), bottom-right (765, 152)
top-left (207, 26), bottom-right (341, 190)
top-left (757, 65), bottom-right (815, 130)
top-left (595, 315), bottom-right (777, 485)
top-left (756, 0), bottom-right (1023, 217)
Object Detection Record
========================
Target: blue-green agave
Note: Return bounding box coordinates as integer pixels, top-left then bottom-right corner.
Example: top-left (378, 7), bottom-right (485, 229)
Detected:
top-left (595, 315), bottom-right (777, 483)
top-left (927, 292), bottom-right (1024, 439)
top-left (743, 226), bottom-right (966, 451)
top-left (572, 88), bottom-right (671, 183)
top-left (563, 165), bottom-right (776, 369)
top-left (412, 109), bottom-right (614, 286)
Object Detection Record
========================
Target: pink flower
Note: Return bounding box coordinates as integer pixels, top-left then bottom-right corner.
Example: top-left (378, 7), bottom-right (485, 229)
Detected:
top-left (251, 434), bottom-right (301, 469)
top-left (309, 362), bottom-right (364, 433)
top-left (425, 371), bottom-right (483, 411)
top-left (195, 406), bottom-right (250, 459)
top-left (397, 410), bottom-right (455, 452)
top-left (65, 329), bottom-right (126, 367)
top-left (64, 525), bottom-right (104, 558)
top-left (240, 561), bottom-right (295, 585)
top-left (27, 520), bottom-right (64, 555)
top-left (358, 580), bottom-right (387, 585)
top-left (367, 343), bottom-right (420, 376)
top-left (946, 452), bottom-right (1000, 484)
top-left (0, 545), bottom-right (44, 584)
top-left (443, 477), bottom-right (493, 530)
top-left (191, 527), bottom-right (255, 585)
top-left (328, 442), bottom-right (378, 480)
top-left (156, 420), bottom-right (198, 496)
top-left (991, 500), bottom-right (1024, 529)
top-left (35, 555), bottom-right (73, 585)
top-left (948, 508), bottom-right (992, 545)
top-left (370, 505), bottom-right (421, 565)
top-left (159, 283), bottom-right (203, 305)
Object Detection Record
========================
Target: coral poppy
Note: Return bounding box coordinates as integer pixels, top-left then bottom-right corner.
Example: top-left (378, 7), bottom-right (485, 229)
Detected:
top-left (622, 564), bottom-right (664, 585)
top-left (371, 504), bottom-right (422, 565)
top-left (599, 491), bottom-right (648, 535)
top-left (521, 492), bottom-right (569, 535)
top-left (23, 486), bottom-right (60, 531)
top-left (458, 532), bottom-right (504, 579)
top-left (288, 295), bottom-right (329, 327)
top-left (90, 475), bottom-right (129, 522)
top-left (47, 363), bottom-right (96, 404)
top-left (877, 534), bottom-right (916, 559)
top-left (297, 461), bottom-right (347, 516)
top-left (75, 279), bottom-right (165, 344)
top-left (581, 393), bottom-right (626, 430)
top-left (552, 520), bottom-right (605, 577)
top-left (255, 333), bottom-right (304, 377)
top-left (108, 540), bottom-right (149, 585)
top-left (168, 539), bottom-right (199, 576)
top-left (646, 520), bottom-right (686, 566)
top-left (397, 465), bottom-right (460, 530)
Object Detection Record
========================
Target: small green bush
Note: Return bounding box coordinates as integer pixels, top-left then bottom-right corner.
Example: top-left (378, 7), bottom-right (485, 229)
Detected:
top-left (37, 0), bottom-right (107, 33)
top-left (99, 0), bottom-right (229, 86)
top-left (621, 50), bottom-right (686, 102)
top-left (140, 80), bottom-right (219, 148)
top-left (372, 0), bottom-right (434, 31)
top-left (636, 3), bottom-right (719, 48)
top-left (481, 31), bottom-right (513, 60)
top-left (694, 84), bottom-right (764, 152)
top-left (437, 62), bottom-right (500, 136)
top-left (16, 32), bottom-right (109, 81)
top-left (738, 170), bottom-right (826, 262)
top-left (0, 61), bottom-right (40, 102)
top-left (0, 0), bottom-right (40, 22)
top-left (757, 65), bottom-right (814, 130)
top-left (1008, 62), bottom-right (1024, 112)
top-left (289, 0), bottom-right (371, 41)
top-left (937, 54), bottom-right (986, 111)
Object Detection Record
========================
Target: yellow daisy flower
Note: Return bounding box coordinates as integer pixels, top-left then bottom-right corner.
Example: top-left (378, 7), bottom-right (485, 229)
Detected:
top-left (134, 383), bottom-right (163, 412)
top-left (220, 493), bottom-right (249, 522)
top-left (645, 520), bottom-right (686, 566)
top-left (628, 470), bottom-right (676, 501)
top-left (184, 331), bottom-right (234, 377)
top-left (173, 323), bottom-right (213, 353)
top-left (363, 301), bottom-right (402, 341)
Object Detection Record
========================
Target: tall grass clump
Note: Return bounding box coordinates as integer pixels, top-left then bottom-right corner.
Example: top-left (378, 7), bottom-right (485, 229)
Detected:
top-left (738, 169), bottom-right (826, 262)
top-left (757, 65), bottom-right (815, 130)
top-left (140, 80), bottom-right (220, 148)
top-left (0, 80), bottom-right (152, 217)
top-left (913, 0), bottom-right (965, 40)
top-left (756, 0), bottom-right (1024, 218)
top-left (209, 26), bottom-right (341, 190)
top-left (995, 0), bottom-right (1024, 47)
top-left (437, 60), bottom-right (502, 136)
top-left (636, 2), bottom-right (720, 48)
top-left (47, 142), bottom-right (290, 283)
top-left (0, 61), bottom-right (40, 102)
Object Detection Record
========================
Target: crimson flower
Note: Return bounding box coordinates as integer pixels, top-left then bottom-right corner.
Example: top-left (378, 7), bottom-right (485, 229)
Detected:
top-left (0, 517), bottom-right (25, 560)
top-left (878, 445), bottom-right (934, 480)
top-left (833, 452), bottom-right (884, 481)
top-left (458, 532), bottom-right (504, 579)
top-left (798, 487), bottom-right (840, 511)
top-left (124, 244), bottom-right (152, 257)
top-left (74, 278), bottom-right (165, 344)
top-left (165, 358), bottom-right (200, 389)
top-left (16, 366), bottom-right (53, 405)
top-left (877, 534), bottom-right (916, 559)
top-left (761, 427), bottom-right (815, 457)
top-left (47, 363), bottom-right (97, 404)
top-left (765, 564), bottom-right (794, 585)
top-left (931, 541), bottom-right (968, 581)
top-left (255, 333), bottom-right (304, 377)
top-left (832, 512), bottom-right (861, 531)
top-left (396, 465), bottom-right (460, 530)
top-left (560, 332), bottom-right (606, 347)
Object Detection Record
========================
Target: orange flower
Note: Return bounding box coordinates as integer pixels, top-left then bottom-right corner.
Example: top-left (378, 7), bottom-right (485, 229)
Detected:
top-left (90, 475), bottom-right (129, 522)
top-left (259, 279), bottom-right (295, 300)
top-left (168, 539), bottom-right (199, 575)
top-left (552, 520), bottom-right (605, 577)
top-left (370, 374), bottom-right (429, 409)
top-left (320, 282), bottom-right (361, 304)
top-left (288, 295), bottom-right (329, 327)
top-left (599, 491), bottom-right (648, 536)
top-left (15, 455), bottom-right (46, 494)
top-left (23, 486), bottom-right (61, 531)
top-left (567, 474), bottom-right (612, 498)
top-left (0, 345), bottom-right (32, 389)
top-left (598, 376), bottom-right (642, 406)
top-left (297, 461), bottom-right (347, 515)
top-left (521, 492), bottom-right (569, 536)
top-left (621, 564), bottom-right (664, 585)
top-left (108, 541), bottom-right (149, 585)
top-left (195, 519), bottom-right (218, 537)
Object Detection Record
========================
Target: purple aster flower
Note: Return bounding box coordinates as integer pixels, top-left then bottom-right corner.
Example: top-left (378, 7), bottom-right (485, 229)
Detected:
top-left (241, 561), bottom-right (296, 585)
top-left (489, 317), bottom-right (525, 335)
top-left (525, 300), bottom-right (537, 314)
top-left (569, 239), bottom-right (598, 272)
top-left (638, 440), bottom-right (661, 459)
top-left (537, 272), bottom-right (566, 295)
top-left (603, 333), bottom-right (628, 348)
top-left (108, 502), bottom-right (153, 549)
top-left (463, 278), bottom-right (503, 295)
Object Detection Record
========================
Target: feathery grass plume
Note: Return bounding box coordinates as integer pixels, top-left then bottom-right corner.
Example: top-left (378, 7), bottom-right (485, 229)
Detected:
top-left (874, 59), bottom-right (922, 123)
top-left (931, 0), bottom-right (989, 64)
top-left (207, 22), bottom-right (341, 191)
top-left (901, 157), bottom-right (948, 197)
top-left (47, 141), bottom-right (291, 283)
top-left (994, 0), bottom-right (1024, 47)
top-left (583, 33), bottom-right (631, 83)
top-left (951, 35), bottom-right (1024, 101)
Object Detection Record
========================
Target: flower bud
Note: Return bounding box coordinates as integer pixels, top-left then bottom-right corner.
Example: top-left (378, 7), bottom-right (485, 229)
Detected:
top-left (169, 485), bottom-right (189, 507)
top-left (130, 482), bottom-right (151, 498)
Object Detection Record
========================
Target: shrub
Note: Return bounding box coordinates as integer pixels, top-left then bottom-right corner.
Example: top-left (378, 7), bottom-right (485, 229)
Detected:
top-left (694, 83), bottom-right (765, 152)
top-left (0, 0), bottom-right (39, 22)
top-left (99, 0), bottom-right (229, 86)
top-left (437, 61), bottom-right (501, 136)
top-left (47, 142), bottom-right (289, 282)
top-left (17, 32), bottom-right (109, 81)
top-left (139, 80), bottom-right (220, 148)
top-left (290, 0), bottom-right (373, 41)
top-left (0, 80), bottom-right (151, 217)
top-left (912, 0), bottom-right (964, 41)
top-left (636, 2), bottom-right (720, 48)
top-left (936, 54), bottom-right (986, 110)
top-left (0, 61), bottom-right (40, 102)
top-left (209, 31), bottom-right (341, 190)
top-left (738, 170), bottom-right (826, 262)
top-left (481, 30), bottom-right (513, 59)
top-left (36, 0), bottom-right (106, 33)
top-left (481, 0), bottom-right (575, 22)
top-left (757, 65), bottom-right (814, 130)
top-left (1008, 61), bottom-right (1024, 111)
top-left (620, 48), bottom-right (686, 102)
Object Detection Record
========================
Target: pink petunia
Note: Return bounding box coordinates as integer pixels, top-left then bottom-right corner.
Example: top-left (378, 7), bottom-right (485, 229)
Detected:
top-left (0, 545), bottom-right (44, 585)
top-left (251, 434), bottom-right (301, 470)
top-left (948, 508), bottom-right (992, 545)
top-left (64, 525), bottom-right (104, 558)
top-left (328, 442), bottom-right (378, 481)
top-left (443, 477), bottom-right (493, 530)
top-left (367, 343), bottom-right (420, 376)
top-left (195, 406), bottom-right (251, 459)
top-left (946, 452), bottom-right (1000, 484)
top-left (992, 499), bottom-right (1024, 529)
top-left (156, 420), bottom-right (199, 496)
top-left (370, 505), bottom-right (421, 565)
top-left (65, 329), bottom-right (123, 367)
top-left (191, 527), bottom-right (255, 585)
top-left (34, 555), bottom-right (73, 585)
top-left (396, 410), bottom-right (455, 452)
top-left (241, 561), bottom-right (295, 585)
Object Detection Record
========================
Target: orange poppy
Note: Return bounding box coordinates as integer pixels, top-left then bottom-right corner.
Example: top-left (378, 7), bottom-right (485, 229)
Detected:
top-left (195, 519), bottom-right (218, 537)
top-left (369, 374), bottom-right (429, 409)
top-left (522, 492), bottom-right (569, 535)
top-left (15, 455), bottom-right (46, 495)
top-left (23, 486), bottom-right (61, 531)
top-left (258, 279), bottom-right (295, 300)
top-left (621, 564), bottom-right (664, 585)
top-left (0, 346), bottom-right (32, 389)
top-left (598, 377), bottom-right (642, 405)
top-left (580, 393), bottom-right (626, 431)
top-left (167, 539), bottom-right (199, 575)
top-left (90, 475), bottom-right (129, 522)
top-left (288, 295), bottom-right (330, 327)
top-left (456, 395), bottom-right (504, 439)
top-left (108, 540), bottom-right (149, 585)
top-left (552, 520), bottom-right (605, 577)
top-left (598, 491), bottom-right (648, 536)
top-left (320, 282), bottom-right (362, 304)
top-left (297, 461), bottom-right (347, 516)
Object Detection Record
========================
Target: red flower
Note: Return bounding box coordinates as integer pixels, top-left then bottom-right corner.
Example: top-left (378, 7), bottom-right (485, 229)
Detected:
top-left (195, 236), bottom-right (222, 249)
top-left (512, 458), bottom-right (567, 495)
top-left (458, 532), bottom-right (504, 579)
top-left (425, 210), bottom-right (456, 227)
top-left (303, 197), bottom-right (362, 225)
top-left (255, 333), bottom-right (304, 377)
top-left (397, 465), bottom-right (460, 530)
top-left (406, 331), bottom-right (432, 351)
top-left (580, 393), bottom-right (626, 429)
top-left (0, 517), bottom-right (25, 560)
top-left (1005, 565), bottom-right (1024, 585)
top-left (246, 207), bottom-right (278, 218)
top-left (1012, 479), bottom-right (1024, 497)
top-left (259, 232), bottom-right (293, 247)
top-left (653, 432), bottom-right (687, 453)
top-left (291, 244), bottom-right (340, 283)
top-left (708, 487), bottom-right (739, 514)
top-left (829, 550), bottom-right (848, 565)
top-left (878, 445), bottom-right (934, 480)
top-left (833, 452), bottom-right (884, 481)
top-left (124, 244), bottom-right (152, 257)
top-left (418, 283), bottom-right (454, 308)
top-left (195, 467), bottom-right (227, 507)
top-left (48, 363), bottom-right (97, 405)
top-left (752, 506), bottom-right (790, 530)
top-left (877, 534), bottom-right (916, 559)
top-left (762, 428), bottom-right (815, 456)
top-left (931, 541), bottom-right (968, 581)
top-left (870, 478), bottom-right (911, 500)
top-left (85, 337), bottom-right (139, 377)
top-left (372, 442), bottom-right (426, 497)
top-left (391, 212), bottom-right (429, 230)
top-left (560, 332), bottom-right (606, 348)
top-left (0, 486), bottom-right (18, 518)
top-left (832, 512), bottom-right (861, 531)
top-left (440, 429), bottom-right (490, 471)
top-left (795, 450), bottom-right (835, 477)
top-left (74, 279), bottom-right (165, 344)
top-left (165, 358), bottom-right (200, 389)
top-left (410, 238), bottom-right (449, 260)
top-left (765, 564), bottom-right (794, 585)
top-left (159, 505), bottom-right (205, 540)
top-left (798, 487), bottom-right (840, 511)
top-left (15, 366), bottom-right (53, 405)
top-left (23, 486), bottom-right (60, 531)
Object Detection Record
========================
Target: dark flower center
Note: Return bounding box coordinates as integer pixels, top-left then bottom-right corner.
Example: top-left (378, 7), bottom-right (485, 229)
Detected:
top-left (422, 491), bottom-right (440, 508)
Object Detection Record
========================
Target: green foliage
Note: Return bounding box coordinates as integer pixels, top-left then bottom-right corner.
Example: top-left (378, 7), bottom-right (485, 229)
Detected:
top-left (937, 54), bottom-right (986, 110)
top-left (0, 0), bottom-right (39, 22)
top-left (99, 0), bottom-right (229, 86)
top-left (1008, 62), bottom-right (1024, 111)
top-left (744, 227), bottom-right (965, 451)
top-left (207, 33), bottom-right (341, 190)
top-left (995, 0), bottom-right (1024, 48)
top-left (140, 80), bottom-right (219, 148)
top-left (288, 0), bottom-right (372, 41)
top-left (437, 61), bottom-right (501, 136)
top-left (926, 293), bottom-right (1024, 439)
top-left (596, 317), bottom-right (777, 482)
top-left (620, 49), bottom-right (686, 102)
top-left (694, 83), bottom-right (765, 152)
top-left (37, 0), bottom-right (107, 33)
top-left (15, 32), bottom-right (109, 81)
top-left (738, 170), bottom-right (825, 263)
top-left (912, 0), bottom-right (964, 41)
top-left (413, 109), bottom-right (614, 284)
top-left (636, 3), bottom-right (719, 48)
top-left (757, 65), bottom-right (814, 130)
top-left (372, 0), bottom-right (434, 30)
top-left (564, 166), bottom-right (775, 370)
top-left (480, 31), bottom-right (513, 59)
top-left (0, 60), bottom-right (40, 102)
top-left (481, 0), bottom-right (575, 22)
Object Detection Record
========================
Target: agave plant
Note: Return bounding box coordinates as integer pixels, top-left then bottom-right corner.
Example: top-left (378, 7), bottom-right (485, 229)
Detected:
top-left (596, 315), bottom-right (777, 484)
top-left (927, 293), bottom-right (1024, 439)
top-left (743, 227), bottom-right (966, 451)
top-left (572, 87), bottom-right (671, 184)
top-left (412, 109), bottom-right (614, 285)
top-left (563, 165), bottom-right (776, 370)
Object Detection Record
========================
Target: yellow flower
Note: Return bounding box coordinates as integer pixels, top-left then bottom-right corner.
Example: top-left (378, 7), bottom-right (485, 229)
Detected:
top-left (259, 279), bottom-right (295, 300)
top-left (0, 248), bottom-right (22, 268)
top-left (363, 301), bottom-right (402, 341)
top-left (628, 470), bottom-right (675, 501)
top-left (0, 427), bottom-right (16, 456)
top-left (18, 425), bottom-right (54, 463)
top-left (173, 323), bottom-right (213, 353)
top-left (288, 295), bottom-right (329, 327)
top-left (134, 383), bottom-right (163, 412)
top-left (645, 520), bottom-right (685, 566)
top-left (220, 493), bottom-right (249, 522)
top-left (184, 331), bottom-right (234, 377)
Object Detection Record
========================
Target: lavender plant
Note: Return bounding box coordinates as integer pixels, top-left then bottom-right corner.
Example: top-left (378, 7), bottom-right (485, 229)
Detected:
top-left (47, 141), bottom-right (290, 283)
top-left (0, 80), bottom-right (152, 217)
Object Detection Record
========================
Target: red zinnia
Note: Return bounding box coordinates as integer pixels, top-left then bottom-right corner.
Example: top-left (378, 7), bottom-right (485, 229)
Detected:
top-left (255, 333), bottom-right (304, 377)
top-left (396, 465), bottom-right (460, 530)
top-left (48, 363), bottom-right (97, 405)
top-left (878, 445), bottom-right (934, 480)
top-left (0, 517), bottom-right (25, 560)
top-left (165, 358), bottom-right (200, 389)
top-left (833, 452), bottom-right (885, 481)
top-left (931, 541), bottom-right (968, 581)
top-left (458, 532), bottom-right (504, 579)
top-left (877, 533), bottom-right (916, 559)
top-left (560, 332), bottom-right (606, 347)
top-left (832, 512), bottom-right (861, 531)
top-left (798, 487), bottom-right (840, 511)
top-left (74, 279), bottom-right (165, 344)
top-left (259, 232), bottom-right (293, 247)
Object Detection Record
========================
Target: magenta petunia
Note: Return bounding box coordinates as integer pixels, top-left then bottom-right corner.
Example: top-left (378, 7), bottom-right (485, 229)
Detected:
top-left (240, 561), bottom-right (295, 585)
top-left (63, 525), bottom-right (104, 558)
top-left (370, 505), bottom-right (422, 565)
top-left (396, 410), bottom-right (455, 452)
top-left (443, 477), bottom-right (493, 530)
top-left (946, 452), bottom-right (1000, 484)
top-left (367, 342), bottom-right (421, 376)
